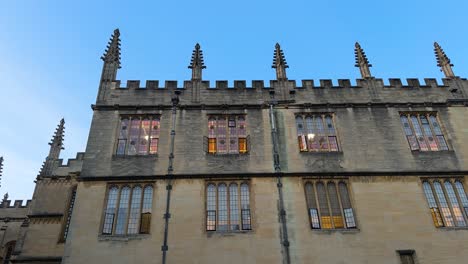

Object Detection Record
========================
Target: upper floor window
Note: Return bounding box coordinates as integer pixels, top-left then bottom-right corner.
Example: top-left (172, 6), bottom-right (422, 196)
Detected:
top-left (400, 113), bottom-right (448, 151)
top-left (116, 116), bottom-right (160, 155)
top-left (295, 114), bottom-right (340, 152)
top-left (422, 178), bottom-right (468, 228)
top-left (205, 115), bottom-right (249, 154)
top-left (304, 179), bottom-right (356, 229)
top-left (206, 181), bottom-right (252, 232)
top-left (102, 184), bottom-right (153, 235)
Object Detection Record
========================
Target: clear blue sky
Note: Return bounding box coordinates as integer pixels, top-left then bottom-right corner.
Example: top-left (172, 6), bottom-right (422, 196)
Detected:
top-left (0, 0), bottom-right (467, 200)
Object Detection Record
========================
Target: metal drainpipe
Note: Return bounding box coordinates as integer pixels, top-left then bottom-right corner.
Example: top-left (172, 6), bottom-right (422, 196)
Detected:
top-left (161, 91), bottom-right (180, 264)
top-left (268, 91), bottom-right (291, 264)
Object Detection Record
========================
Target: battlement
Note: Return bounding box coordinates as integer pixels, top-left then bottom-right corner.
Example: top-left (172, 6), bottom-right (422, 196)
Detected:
top-left (107, 78), bottom-right (462, 90)
top-left (0, 200), bottom-right (31, 209)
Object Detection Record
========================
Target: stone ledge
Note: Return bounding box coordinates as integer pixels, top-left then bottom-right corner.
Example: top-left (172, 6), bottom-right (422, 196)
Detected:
top-left (310, 228), bottom-right (360, 234)
top-left (97, 234), bottom-right (150, 242)
top-left (206, 230), bottom-right (253, 238)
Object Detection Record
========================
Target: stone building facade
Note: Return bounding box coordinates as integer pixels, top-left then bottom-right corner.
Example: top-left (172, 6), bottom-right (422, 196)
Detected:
top-left (0, 29), bottom-right (467, 264)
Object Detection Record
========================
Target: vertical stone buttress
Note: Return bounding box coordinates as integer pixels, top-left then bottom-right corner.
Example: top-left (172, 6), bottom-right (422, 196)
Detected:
top-left (271, 44), bottom-right (291, 264)
top-left (38, 119), bottom-right (65, 178)
top-left (188, 43), bottom-right (206, 103)
top-left (97, 29), bottom-right (121, 102)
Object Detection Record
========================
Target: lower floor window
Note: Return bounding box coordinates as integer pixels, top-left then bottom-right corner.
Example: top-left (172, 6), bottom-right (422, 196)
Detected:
top-left (102, 184), bottom-right (153, 235)
top-left (422, 178), bottom-right (468, 228)
top-left (304, 179), bottom-right (356, 229)
top-left (206, 181), bottom-right (252, 231)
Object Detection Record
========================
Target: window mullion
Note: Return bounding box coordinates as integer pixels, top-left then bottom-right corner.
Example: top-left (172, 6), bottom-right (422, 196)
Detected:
top-left (112, 187), bottom-right (122, 235)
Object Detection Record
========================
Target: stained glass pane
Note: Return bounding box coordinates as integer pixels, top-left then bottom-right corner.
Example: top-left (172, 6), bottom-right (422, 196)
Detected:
top-left (325, 115), bottom-right (336, 135)
top-left (229, 184), bottom-right (239, 231)
top-left (115, 187), bottom-right (130, 234)
top-left (454, 181), bottom-right (468, 207)
top-left (238, 138), bottom-right (247, 153)
top-left (140, 186), bottom-right (153, 234)
top-left (422, 182), bottom-right (438, 208)
top-left (240, 183), bottom-right (251, 230)
top-left (229, 122), bottom-right (238, 154)
top-left (238, 116), bottom-right (247, 137)
top-left (217, 118), bottom-right (227, 154)
top-left (218, 184), bottom-right (228, 231)
top-left (127, 119), bottom-right (141, 155)
top-left (328, 182), bottom-right (344, 228)
top-left (296, 116), bottom-right (304, 135)
top-left (410, 115), bottom-right (428, 151)
top-left (138, 119), bottom-right (150, 155)
top-left (208, 138), bottom-right (217, 154)
top-left (304, 182), bottom-right (317, 209)
top-left (309, 208), bottom-right (321, 229)
top-left (208, 117), bottom-right (216, 138)
top-left (306, 117), bottom-right (319, 151)
top-left (117, 119), bottom-right (129, 155)
top-left (207, 184), bottom-right (216, 231)
top-left (103, 187), bottom-right (119, 234)
top-left (433, 182), bottom-right (454, 227)
top-left (420, 115), bottom-right (438, 151)
top-left (316, 182), bottom-right (331, 229)
top-left (127, 186), bottom-right (142, 234)
top-left (400, 116), bottom-right (413, 135)
top-left (444, 181), bottom-right (466, 226)
top-left (149, 117), bottom-right (160, 154)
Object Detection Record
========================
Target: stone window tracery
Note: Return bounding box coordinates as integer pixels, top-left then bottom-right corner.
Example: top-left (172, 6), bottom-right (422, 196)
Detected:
top-left (422, 178), bottom-right (468, 228)
top-left (400, 113), bottom-right (448, 151)
top-left (295, 114), bottom-right (340, 152)
top-left (205, 115), bottom-right (249, 154)
top-left (304, 179), bottom-right (356, 230)
top-left (206, 181), bottom-right (251, 232)
top-left (102, 184), bottom-right (153, 235)
top-left (116, 116), bottom-right (160, 156)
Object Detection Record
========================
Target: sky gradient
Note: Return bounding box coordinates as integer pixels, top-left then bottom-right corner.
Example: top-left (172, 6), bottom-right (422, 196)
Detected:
top-left (1, 0), bottom-right (467, 200)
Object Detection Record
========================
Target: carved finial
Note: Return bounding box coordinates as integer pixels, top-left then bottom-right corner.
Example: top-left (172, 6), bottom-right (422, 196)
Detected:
top-left (0, 157), bottom-right (3, 188)
top-left (434, 42), bottom-right (455, 78)
top-left (354, 42), bottom-right (373, 79)
top-left (39, 119), bottom-right (65, 177)
top-left (101, 29), bottom-right (121, 69)
top-left (2, 193), bottom-right (8, 203)
top-left (188, 43), bottom-right (206, 80)
top-left (272, 43), bottom-right (289, 80)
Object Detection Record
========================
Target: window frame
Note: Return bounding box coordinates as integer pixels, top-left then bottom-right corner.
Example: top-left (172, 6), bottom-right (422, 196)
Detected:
top-left (205, 115), bottom-right (249, 155)
top-left (101, 183), bottom-right (154, 236)
top-left (205, 180), bottom-right (253, 233)
top-left (115, 115), bottom-right (161, 156)
top-left (421, 177), bottom-right (468, 228)
top-left (399, 112), bottom-right (449, 152)
top-left (303, 178), bottom-right (357, 230)
top-left (58, 185), bottom-right (77, 243)
top-left (295, 113), bottom-right (341, 153)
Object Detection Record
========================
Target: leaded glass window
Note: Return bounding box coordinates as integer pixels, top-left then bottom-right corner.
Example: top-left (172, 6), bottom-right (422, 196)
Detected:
top-left (304, 179), bottom-right (356, 230)
top-left (102, 184), bottom-right (154, 235)
top-left (400, 113), bottom-right (448, 151)
top-left (206, 181), bottom-right (252, 232)
top-left (116, 116), bottom-right (161, 155)
top-left (206, 115), bottom-right (248, 154)
top-left (296, 114), bottom-right (340, 152)
top-left (422, 179), bottom-right (468, 228)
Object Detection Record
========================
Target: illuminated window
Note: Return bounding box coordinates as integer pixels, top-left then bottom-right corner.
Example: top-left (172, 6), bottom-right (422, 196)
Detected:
top-left (304, 179), bottom-right (356, 230)
top-left (400, 113), bottom-right (448, 151)
top-left (116, 116), bottom-right (160, 155)
top-left (296, 114), bottom-right (339, 152)
top-left (206, 181), bottom-right (252, 232)
top-left (421, 179), bottom-right (468, 228)
top-left (205, 115), bottom-right (249, 154)
top-left (102, 184), bottom-right (153, 235)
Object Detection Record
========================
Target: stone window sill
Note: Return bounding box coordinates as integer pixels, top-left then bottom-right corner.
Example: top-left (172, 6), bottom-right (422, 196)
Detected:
top-left (98, 234), bottom-right (150, 241)
top-left (112, 154), bottom-right (158, 160)
top-left (311, 228), bottom-right (360, 234)
top-left (206, 230), bottom-right (253, 237)
top-left (437, 226), bottom-right (468, 231)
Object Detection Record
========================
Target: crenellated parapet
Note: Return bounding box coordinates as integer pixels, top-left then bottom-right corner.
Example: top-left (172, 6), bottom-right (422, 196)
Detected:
top-left (0, 200), bottom-right (31, 209)
top-left (92, 77), bottom-right (468, 108)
